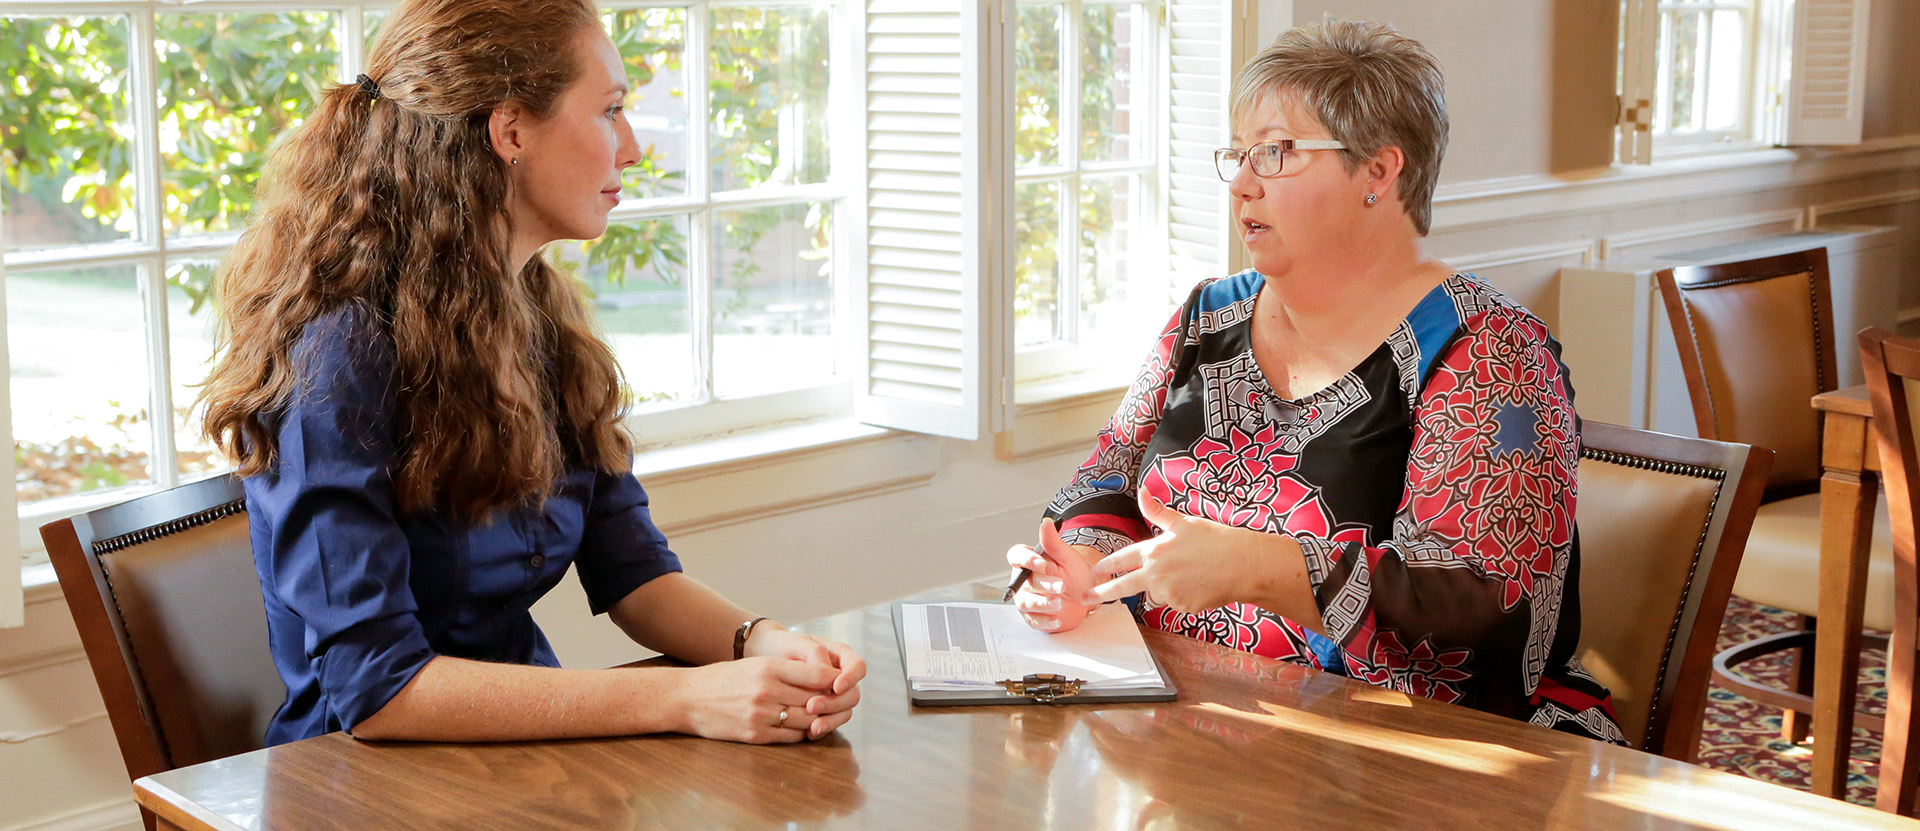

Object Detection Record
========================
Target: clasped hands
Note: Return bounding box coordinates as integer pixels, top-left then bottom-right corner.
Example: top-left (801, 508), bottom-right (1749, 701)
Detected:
top-left (1007, 490), bottom-right (1280, 634)
top-left (688, 624), bottom-right (866, 744)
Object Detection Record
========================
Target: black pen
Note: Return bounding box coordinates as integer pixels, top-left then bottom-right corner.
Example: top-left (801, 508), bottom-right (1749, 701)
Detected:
top-left (1002, 566), bottom-right (1033, 602)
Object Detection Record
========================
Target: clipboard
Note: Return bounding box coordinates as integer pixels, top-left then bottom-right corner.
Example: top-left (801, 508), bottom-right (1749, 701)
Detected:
top-left (891, 602), bottom-right (1179, 706)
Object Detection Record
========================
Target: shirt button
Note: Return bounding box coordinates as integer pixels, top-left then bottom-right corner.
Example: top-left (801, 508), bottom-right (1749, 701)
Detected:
top-left (528, 554), bottom-right (546, 570)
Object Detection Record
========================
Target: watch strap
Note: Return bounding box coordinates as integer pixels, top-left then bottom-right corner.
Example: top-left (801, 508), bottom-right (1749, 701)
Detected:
top-left (733, 616), bottom-right (770, 661)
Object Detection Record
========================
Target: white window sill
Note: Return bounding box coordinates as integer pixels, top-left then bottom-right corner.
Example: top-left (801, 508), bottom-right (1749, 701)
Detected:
top-left (18, 417), bottom-right (944, 589)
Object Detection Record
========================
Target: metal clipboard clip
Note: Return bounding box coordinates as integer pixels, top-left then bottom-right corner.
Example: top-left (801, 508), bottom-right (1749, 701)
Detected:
top-left (1000, 673), bottom-right (1084, 702)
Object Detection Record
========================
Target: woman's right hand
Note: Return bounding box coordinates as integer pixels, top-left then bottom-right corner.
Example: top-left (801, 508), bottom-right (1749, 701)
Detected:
top-left (671, 657), bottom-right (840, 744)
top-left (1008, 519), bottom-right (1101, 634)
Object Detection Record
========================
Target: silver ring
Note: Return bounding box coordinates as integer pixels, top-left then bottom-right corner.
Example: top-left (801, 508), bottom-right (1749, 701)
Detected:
top-left (777, 708), bottom-right (790, 726)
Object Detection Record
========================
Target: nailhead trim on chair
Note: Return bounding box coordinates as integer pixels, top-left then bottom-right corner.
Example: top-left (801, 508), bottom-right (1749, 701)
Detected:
top-left (1581, 445), bottom-right (1725, 749)
top-left (93, 499), bottom-right (248, 555)
top-left (89, 498), bottom-right (248, 767)
top-left (1581, 447), bottom-right (1727, 482)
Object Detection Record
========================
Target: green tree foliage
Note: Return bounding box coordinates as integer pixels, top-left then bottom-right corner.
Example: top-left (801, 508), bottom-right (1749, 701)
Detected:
top-left (1012, 4), bottom-right (1130, 342)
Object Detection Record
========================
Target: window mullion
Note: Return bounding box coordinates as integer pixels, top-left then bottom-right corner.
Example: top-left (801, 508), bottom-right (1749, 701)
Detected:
top-left (690, 1), bottom-right (714, 403)
top-left (1058, 0), bottom-right (1080, 344)
top-left (342, 3), bottom-right (366, 80)
top-left (129, 7), bottom-right (179, 488)
top-left (141, 253), bottom-right (178, 489)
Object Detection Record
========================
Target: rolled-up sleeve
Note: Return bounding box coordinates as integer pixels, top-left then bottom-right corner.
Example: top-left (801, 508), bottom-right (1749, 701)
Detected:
top-left (248, 306), bottom-right (435, 732)
top-left (575, 470), bottom-right (683, 615)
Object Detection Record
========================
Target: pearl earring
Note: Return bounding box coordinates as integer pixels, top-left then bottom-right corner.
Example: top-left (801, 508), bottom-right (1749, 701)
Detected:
top-left (511, 157), bottom-right (520, 166)
top-left (1364, 193), bottom-right (1378, 205)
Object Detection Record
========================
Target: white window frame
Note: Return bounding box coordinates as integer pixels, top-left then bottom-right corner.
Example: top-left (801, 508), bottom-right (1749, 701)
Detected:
top-left (1, 0), bottom-right (850, 559)
top-left (1010, 0), bottom-right (1165, 390)
top-left (1648, 0), bottom-right (1764, 155)
top-left (1619, 0), bottom-right (1872, 163)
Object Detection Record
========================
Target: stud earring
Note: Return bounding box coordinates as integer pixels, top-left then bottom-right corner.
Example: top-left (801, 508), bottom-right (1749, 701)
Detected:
top-left (1364, 193), bottom-right (1378, 205)
top-left (510, 157), bottom-right (520, 166)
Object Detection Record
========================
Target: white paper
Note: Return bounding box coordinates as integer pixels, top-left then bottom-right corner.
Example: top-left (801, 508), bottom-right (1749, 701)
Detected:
top-left (899, 602), bottom-right (1165, 691)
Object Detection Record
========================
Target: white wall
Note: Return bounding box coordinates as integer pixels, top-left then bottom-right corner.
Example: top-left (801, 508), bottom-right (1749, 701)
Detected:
top-left (5, 2), bottom-right (1920, 830)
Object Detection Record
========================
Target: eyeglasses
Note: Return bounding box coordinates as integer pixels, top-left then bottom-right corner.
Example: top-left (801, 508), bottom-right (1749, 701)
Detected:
top-left (1213, 139), bottom-right (1346, 182)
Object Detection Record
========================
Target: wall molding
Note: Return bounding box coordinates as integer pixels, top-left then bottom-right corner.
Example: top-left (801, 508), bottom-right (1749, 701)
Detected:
top-left (1448, 240), bottom-right (1600, 272)
top-left (641, 426), bottom-right (941, 537)
top-left (1598, 208), bottom-right (1807, 261)
top-left (0, 644), bottom-right (85, 680)
top-left (1809, 188), bottom-right (1920, 224)
top-left (1431, 135), bottom-right (1920, 234)
top-left (6, 798), bottom-right (139, 831)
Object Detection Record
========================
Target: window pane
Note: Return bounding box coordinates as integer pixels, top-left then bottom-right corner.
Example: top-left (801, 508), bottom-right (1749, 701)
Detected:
top-left (553, 216), bottom-right (695, 407)
top-left (712, 202), bottom-right (834, 399)
top-left (1014, 180), bottom-right (1061, 345)
top-left (1, 16), bottom-right (136, 253)
top-left (158, 12), bottom-right (340, 238)
top-left (165, 259), bottom-right (225, 480)
top-left (1660, 10), bottom-right (1701, 133)
top-left (1703, 9), bottom-right (1746, 132)
top-left (709, 7), bottom-right (831, 192)
top-left (364, 10), bottom-right (388, 53)
top-left (609, 8), bottom-right (690, 199)
top-left (10, 265), bottom-right (153, 505)
top-left (1080, 4), bottom-right (1137, 164)
top-left (1015, 5), bottom-right (1062, 168)
top-left (1079, 174), bottom-right (1135, 333)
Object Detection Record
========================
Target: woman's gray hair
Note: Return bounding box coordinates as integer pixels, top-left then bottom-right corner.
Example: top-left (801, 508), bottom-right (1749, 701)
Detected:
top-left (1231, 18), bottom-right (1448, 236)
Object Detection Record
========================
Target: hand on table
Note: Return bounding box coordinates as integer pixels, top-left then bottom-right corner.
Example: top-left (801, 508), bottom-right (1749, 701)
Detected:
top-left (741, 624), bottom-right (867, 740)
top-left (675, 655), bottom-right (841, 744)
top-left (1085, 491), bottom-right (1281, 612)
top-left (1008, 519), bottom-right (1102, 633)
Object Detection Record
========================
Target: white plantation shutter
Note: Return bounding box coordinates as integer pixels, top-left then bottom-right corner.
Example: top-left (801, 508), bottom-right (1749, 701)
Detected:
top-left (854, 0), bottom-right (1011, 439)
top-left (1781, 0), bottom-right (1871, 145)
top-left (1165, 0), bottom-right (1251, 289)
top-left (1616, 0), bottom-right (1657, 164)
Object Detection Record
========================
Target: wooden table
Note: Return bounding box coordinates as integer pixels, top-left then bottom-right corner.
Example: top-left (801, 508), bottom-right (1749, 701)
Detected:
top-left (136, 583), bottom-right (1919, 830)
top-left (1812, 385), bottom-right (1883, 799)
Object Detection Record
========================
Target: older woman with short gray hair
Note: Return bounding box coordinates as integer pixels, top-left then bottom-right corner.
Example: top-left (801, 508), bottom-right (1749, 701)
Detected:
top-left (1007, 18), bottom-right (1623, 744)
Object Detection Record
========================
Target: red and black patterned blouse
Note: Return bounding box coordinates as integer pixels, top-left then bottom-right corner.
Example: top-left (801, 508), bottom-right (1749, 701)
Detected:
top-left (1047, 270), bottom-right (1625, 744)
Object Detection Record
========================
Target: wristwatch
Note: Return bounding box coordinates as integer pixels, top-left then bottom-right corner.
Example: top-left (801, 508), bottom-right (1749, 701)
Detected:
top-left (733, 616), bottom-right (770, 660)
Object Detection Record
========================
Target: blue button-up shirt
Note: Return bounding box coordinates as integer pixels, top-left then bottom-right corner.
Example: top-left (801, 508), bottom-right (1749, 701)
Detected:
top-left (246, 305), bottom-right (682, 745)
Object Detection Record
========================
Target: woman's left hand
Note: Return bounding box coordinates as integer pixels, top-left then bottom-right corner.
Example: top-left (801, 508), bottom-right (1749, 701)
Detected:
top-left (743, 625), bottom-right (868, 739)
top-left (1084, 491), bottom-right (1285, 612)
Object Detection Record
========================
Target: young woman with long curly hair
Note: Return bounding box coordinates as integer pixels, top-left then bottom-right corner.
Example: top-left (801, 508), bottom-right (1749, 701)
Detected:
top-left (201, 0), bottom-right (864, 746)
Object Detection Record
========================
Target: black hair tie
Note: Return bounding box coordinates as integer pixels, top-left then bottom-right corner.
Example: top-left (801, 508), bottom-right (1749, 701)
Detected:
top-left (356, 73), bottom-right (381, 100)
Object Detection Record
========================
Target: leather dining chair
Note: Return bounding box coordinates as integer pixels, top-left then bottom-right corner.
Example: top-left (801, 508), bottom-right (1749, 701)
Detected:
top-left (1859, 327), bottom-right (1920, 814)
top-left (39, 474), bottom-right (281, 831)
top-left (1575, 421), bottom-right (1772, 760)
top-left (1656, 246), bottom-right (1896, 745)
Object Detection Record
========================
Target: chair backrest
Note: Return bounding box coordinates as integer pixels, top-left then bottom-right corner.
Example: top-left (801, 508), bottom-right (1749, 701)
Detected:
top-left (1576, 421), bottom-right (1771, 760)
top-left (1656, 246), bottom-right (1835, 498)
top-left (39, 474), bottom-right (281, 785)
top-left (1861, 327), bottom-right (1920, 663)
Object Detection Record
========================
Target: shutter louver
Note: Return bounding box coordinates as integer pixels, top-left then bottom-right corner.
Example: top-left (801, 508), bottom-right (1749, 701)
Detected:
top-left (1165, 0), bottom-right (1245, 290)
top-left (856, 0), bottom-right (1008, 438)
top-left (1783, 0), bottom-right (1870, 145)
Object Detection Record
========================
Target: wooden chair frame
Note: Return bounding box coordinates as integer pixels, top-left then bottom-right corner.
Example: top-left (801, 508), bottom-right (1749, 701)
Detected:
top-left (1861, 327), bottom-right (1920, 814)
top-left (1579, 421), bottom-right (1772, 759)
top-left (39, 474), bottom-right (252, 785)
top-left (1655, 246), bottom-right (1841, 743)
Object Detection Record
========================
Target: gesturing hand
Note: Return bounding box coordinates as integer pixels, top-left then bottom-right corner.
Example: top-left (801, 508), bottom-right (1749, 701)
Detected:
top-left (1007, 519), bottom-right (1100, 633)
top-left (1084, 490), bottom-right (1283, 612)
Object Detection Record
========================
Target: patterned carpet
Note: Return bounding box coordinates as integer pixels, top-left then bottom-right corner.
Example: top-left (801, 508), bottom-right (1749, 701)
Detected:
top-left (1697, 596), bottom-right (1888, 805)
